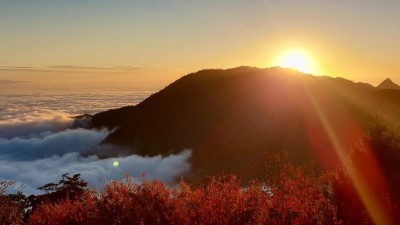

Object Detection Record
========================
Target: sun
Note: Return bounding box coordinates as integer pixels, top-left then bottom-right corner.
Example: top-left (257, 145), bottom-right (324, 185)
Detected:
top-left (275, 49), bottom-right (316, 74)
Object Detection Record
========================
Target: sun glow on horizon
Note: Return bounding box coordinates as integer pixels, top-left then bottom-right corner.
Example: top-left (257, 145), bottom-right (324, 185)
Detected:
top-left (274, 49), bottom-right (317, 74)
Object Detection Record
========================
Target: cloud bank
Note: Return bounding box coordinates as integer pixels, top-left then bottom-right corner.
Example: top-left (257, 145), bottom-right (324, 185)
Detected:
top-left (0, 110), bottom-right (192, 195)
top-left (0, 110), bottom-right (74, 139)
top-left (1, 93), bottom-right (151, 121)
top-left (0, 150), bottom-right (192, 195)
top-left (0, 128), bottom-right (110, 160)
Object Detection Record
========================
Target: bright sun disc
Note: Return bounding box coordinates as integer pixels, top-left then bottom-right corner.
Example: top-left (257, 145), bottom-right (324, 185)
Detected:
top-left (277, 50), bottom-right (315, 74)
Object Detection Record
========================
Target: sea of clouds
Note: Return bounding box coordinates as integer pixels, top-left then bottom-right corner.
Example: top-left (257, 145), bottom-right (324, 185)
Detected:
top-left (0, 92), bottom-right (192, 195)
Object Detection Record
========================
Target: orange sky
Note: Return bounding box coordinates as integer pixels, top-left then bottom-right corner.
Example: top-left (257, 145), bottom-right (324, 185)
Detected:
top-left (1, 1), bottom-right (400, 90)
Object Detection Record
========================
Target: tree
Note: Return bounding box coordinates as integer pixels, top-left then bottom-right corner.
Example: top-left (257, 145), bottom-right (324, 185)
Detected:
top-left (26, 173), bottom-right (88, 221)
top-left (0, 180), bottom-right (25, 225)
top-left (38, 173), bottom-right (87, 197)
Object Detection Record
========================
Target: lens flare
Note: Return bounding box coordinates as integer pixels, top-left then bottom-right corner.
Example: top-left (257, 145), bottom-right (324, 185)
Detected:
top-left (303, 83), bottom-right (394, 225)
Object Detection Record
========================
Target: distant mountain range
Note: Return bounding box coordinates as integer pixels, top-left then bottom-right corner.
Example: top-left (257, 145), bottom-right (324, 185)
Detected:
top-left (89, 67), bottom-right (400, 178)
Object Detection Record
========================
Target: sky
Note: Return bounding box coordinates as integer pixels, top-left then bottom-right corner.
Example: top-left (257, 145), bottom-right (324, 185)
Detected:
top-left (1, 0), bottom-right (400, 89)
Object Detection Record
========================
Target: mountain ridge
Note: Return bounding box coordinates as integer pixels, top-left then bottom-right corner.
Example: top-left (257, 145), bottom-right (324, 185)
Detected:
top-left (90, 67), bottom-right (400, 178)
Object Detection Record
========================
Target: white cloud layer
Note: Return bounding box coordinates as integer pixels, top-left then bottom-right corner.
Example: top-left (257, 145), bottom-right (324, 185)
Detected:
top-left (0, 92), bottom-right (151, 121)
top-left (0, 110), bottom-right (73, 139)
top-left (0, 128), bottom-right (110, 160)
top-left (0, 150), bottom-right (192, 195)
top-left (0, 109), bottom-right (192, 195)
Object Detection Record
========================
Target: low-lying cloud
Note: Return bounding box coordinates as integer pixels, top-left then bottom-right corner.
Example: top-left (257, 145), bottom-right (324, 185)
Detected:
top-left (0, 110), bottom-right (192, 195)
top-left (0, 110), bottom-right (74, 139)
top-left (0, 150), bottom-right (192, 195)
top-left (1, 93), bottom-right (151, 121)
top-left (0, 128), bottom-right (110, 160)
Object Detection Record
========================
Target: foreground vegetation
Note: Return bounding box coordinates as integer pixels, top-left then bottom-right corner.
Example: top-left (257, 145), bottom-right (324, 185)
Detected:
top-left (2, 162), bottom-right (340, 225)
top-left (2, 119), bottom-right (400, 225)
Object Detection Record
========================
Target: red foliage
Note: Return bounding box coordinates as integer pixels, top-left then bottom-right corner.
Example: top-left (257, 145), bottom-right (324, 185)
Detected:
top-left (27, 191), bottom-right (98, 225)
top-left (28, 155), bottom-right (340, 225)
top-left (332, 139), bottom-right (400, 225)
top-left (17, 120), bottom-right (400, 225)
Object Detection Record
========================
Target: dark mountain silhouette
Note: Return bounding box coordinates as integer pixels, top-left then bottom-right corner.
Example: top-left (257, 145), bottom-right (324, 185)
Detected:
top-left (377, 78), bottom-right (400, 90)
top-left (90, 67), bottom-right (400, 178)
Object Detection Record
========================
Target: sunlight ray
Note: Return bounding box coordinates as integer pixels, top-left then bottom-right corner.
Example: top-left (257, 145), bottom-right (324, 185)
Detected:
top-left (304, 84), bottom-right (393, 225)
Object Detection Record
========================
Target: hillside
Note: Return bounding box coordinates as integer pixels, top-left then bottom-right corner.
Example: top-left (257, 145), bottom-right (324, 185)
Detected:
top-left (90, 67), bottom-right (400, 177)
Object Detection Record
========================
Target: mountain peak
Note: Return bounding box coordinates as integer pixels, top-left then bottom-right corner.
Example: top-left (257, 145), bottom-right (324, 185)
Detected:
top-left (377, 78), bottom-right (400, 90)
